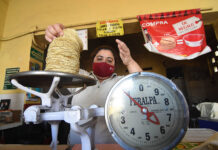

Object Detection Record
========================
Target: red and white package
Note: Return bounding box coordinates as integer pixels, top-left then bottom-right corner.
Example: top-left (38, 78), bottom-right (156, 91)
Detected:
top-left (137, 9), bottom-right (211, 60)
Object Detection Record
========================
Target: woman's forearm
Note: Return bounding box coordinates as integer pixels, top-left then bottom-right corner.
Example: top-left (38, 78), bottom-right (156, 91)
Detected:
top-left (126, 59), bottom-right (143, 73)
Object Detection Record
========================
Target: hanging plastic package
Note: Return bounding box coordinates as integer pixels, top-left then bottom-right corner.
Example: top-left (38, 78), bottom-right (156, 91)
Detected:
top-left (137, 9), bottom-right (211, 60)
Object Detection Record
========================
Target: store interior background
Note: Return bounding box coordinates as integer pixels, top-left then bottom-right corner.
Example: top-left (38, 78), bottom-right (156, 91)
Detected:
top-left (1, 0), bottom-right (218, 145)
top-left (78, 23), bottom-right (218, 105)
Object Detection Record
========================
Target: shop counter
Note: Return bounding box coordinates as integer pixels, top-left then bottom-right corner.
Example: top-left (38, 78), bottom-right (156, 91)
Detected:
top-left (0, 128), bottom-right (217, 150)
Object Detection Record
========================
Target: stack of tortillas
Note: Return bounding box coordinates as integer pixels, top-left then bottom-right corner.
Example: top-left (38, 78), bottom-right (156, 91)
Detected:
top-left (45, 29), bottom-right (83, 74)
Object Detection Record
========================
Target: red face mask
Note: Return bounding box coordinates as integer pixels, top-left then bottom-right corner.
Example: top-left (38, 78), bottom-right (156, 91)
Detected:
top-left (92, 62), bottom-right (115, 77)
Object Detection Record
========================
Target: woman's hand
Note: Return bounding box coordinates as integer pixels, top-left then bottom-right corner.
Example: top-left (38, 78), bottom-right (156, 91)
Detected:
top-left (116, 39), bottom-right (134, 66)
top-left (116, 39), bottom-right (142, 73)
top-left (45, 23), bottom-right (64, 43)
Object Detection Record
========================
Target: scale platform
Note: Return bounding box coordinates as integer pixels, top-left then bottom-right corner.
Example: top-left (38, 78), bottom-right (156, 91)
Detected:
top-left (9, 70), bottom-right (96, 88)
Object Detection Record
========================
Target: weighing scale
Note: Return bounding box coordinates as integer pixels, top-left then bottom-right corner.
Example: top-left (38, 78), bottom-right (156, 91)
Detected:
top-left (10, 71), bottom-right (189, 150)
top-left (105, 72), bottom-right (189, 150)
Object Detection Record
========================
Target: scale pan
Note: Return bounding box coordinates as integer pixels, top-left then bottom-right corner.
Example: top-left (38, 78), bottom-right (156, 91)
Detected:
top-left (9, 71), bottom-right (96, 88)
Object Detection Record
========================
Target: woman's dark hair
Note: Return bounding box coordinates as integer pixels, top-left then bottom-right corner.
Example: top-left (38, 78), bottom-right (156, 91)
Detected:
top-left (91, 45), bottom-right (118, 63)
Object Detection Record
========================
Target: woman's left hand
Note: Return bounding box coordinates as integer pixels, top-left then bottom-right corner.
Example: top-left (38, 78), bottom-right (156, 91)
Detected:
top-left (116, 39), bottom-right (134, 66)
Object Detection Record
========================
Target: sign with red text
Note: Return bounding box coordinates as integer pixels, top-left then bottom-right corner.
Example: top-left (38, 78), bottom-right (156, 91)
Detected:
top-left (137, 9), bottom-right (211, 60)
top-left (96, 19), bottom-right (124, 37)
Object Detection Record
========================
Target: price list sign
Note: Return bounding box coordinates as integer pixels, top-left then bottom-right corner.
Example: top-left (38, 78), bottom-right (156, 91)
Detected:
top-left (96, 19), bottom-right (124, 37)
top-left (3, 67), bottom-right (20, 90)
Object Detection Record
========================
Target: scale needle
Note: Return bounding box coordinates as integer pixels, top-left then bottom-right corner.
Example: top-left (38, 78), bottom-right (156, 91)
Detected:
top-left (123, 91), bottom-right (160, 125)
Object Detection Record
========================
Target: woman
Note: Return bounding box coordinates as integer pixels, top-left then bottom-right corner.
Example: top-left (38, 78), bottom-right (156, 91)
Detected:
top-left (45, 23), bottom-right (142, 144)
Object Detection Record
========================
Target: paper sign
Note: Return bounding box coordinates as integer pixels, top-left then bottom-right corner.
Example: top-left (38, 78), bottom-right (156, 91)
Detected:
top-left (77, 29), bottom-right (88, 50)
top-left (96, 19), bottom-right (124, 37)
top-left (3, 68), bottom-right (20, 90)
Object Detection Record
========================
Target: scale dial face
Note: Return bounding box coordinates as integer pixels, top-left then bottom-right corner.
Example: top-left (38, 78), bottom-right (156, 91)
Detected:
top-left (105, 72), bottom-right (189, 150)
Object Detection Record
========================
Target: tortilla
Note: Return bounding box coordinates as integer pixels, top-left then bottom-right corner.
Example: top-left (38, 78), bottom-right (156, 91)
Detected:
top-left (45, 29), bottom-right (83, 74)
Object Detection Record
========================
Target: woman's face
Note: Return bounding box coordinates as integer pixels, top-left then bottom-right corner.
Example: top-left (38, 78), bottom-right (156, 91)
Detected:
top-left (93, 49), bottom-right (115, 66)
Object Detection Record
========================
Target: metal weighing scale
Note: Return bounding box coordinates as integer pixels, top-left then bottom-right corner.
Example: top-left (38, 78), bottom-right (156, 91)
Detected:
top-left (10, 71), bottom-right (189, 150)
top-left (10, 71), bottom-right (103, 150)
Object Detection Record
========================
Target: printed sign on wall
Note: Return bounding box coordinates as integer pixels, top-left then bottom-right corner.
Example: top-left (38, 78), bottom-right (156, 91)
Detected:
top-left (77, 29), bottom-right (88, 50)
top-left (137, 9), bottom-right (211, 60)
top-left (3, 67), bottom-right (20, 90)
top-left (96, 19), bottom-right (124, 37)
top-left (30, 48), bottom-right (44, 62)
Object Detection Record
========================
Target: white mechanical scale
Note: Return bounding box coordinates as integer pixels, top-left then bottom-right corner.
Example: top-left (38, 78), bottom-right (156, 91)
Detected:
top-left (10, 71), bottom-right (102, 150)
top-left (10, 71), bottom-right (189, 150)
